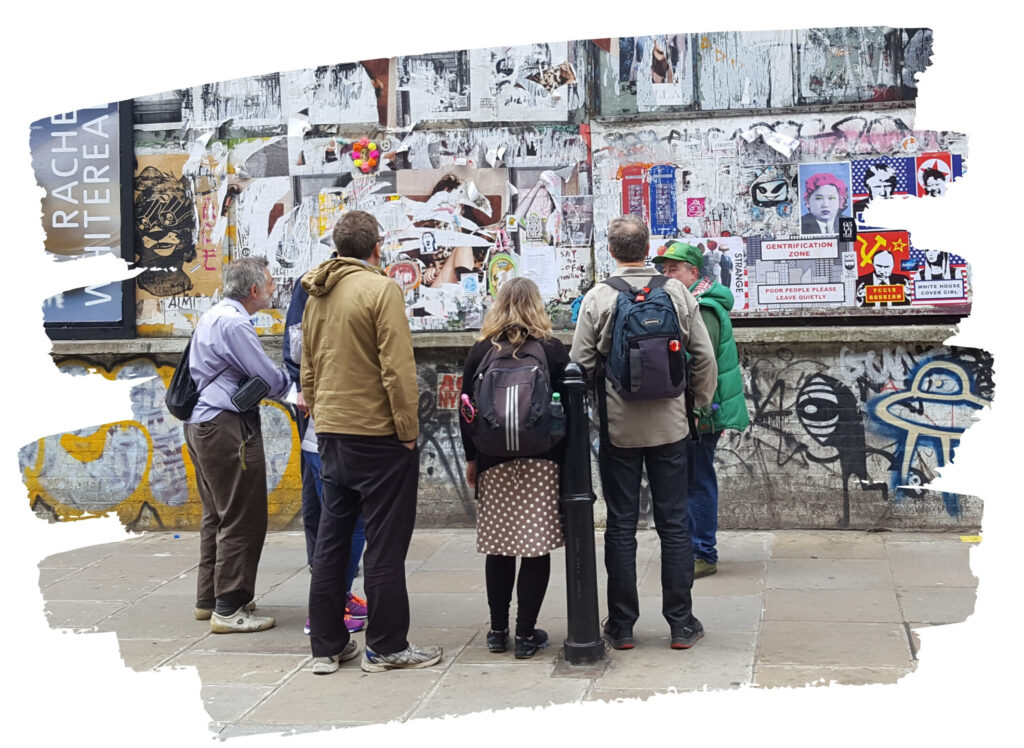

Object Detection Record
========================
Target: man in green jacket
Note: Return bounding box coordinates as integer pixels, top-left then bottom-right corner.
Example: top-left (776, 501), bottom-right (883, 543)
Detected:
top-left (654, 241), bottom-right (750, 578)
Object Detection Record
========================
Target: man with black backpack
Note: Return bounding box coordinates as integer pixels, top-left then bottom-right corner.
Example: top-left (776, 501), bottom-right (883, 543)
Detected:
top-left (570, 215), bottom-right (717, 651)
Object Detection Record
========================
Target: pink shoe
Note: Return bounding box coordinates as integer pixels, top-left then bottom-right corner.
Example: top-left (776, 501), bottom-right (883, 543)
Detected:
top-left (345, 614), bottom-right (365, 633)
top-left (346, 592), bottom-right (368, 619)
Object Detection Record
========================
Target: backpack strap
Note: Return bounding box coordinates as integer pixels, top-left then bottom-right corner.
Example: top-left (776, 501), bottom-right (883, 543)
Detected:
top-left (602, 274), bottom-right (669, 299)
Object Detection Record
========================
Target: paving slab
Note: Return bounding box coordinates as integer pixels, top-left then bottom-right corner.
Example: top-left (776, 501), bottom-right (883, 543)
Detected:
top-left (407, 592), bottom-right (490, 628)
top-left (168, 652), bottom-right (308, 685)
top-left (37, 566), bottom-right (76, 587)
top-left (253, 568), bottom-right (306, 598)
top-left (663, 560), bottom-right (766, 596)
top-left (61, 553), bottom-right (197, 581)
top-left (753, 664), bottom-right (914, 688)
top-left (766, 558), bottom-right (894, 590)
top-left (44, 599), bottom-right (128, 629)
top-left (143, 569), bottom-right (198, 598)
top-left (217, 723), bottom-right (361, 739)
top-left (687, 594), bottom-right (763, 632)
top-left (764, 588), bottom-right (902, 623)
top-left (406, 532), bottom-right (453, 561)
top-left (716, 531), bottom-right (774, 562)
top-left (254, 568), bottom-right (312, 608)
top-left (410, 662), bottom-right (589, 720)
top-left (41, 576), bottom-right (165, 602)
top-left (407, 570), bottom-right (487, 594)
top-left (93, 595), bottom-right (216, 639)
top-left (40, 540), bottom-right (143, 568)
top-left (585, 687), bottom-right (662, 703)
top-left (595, 629), bottom-right (756, 691)
top-left (118, 638), bottom-right (195, 670)
top-left (201, 683), bottom-right (274, 722)
top-left (758, 621), bottom-right (912, 668)
top-left (885, 541), bottom-right (978, 588)
top-left (771, 530), bottom-right (888, 558)
top-left (128, 533), bottom-right (198, 554)
top-left (244, 666), bottom-right (443, 725)
top-left (897, 586), bottom-right (977, 624)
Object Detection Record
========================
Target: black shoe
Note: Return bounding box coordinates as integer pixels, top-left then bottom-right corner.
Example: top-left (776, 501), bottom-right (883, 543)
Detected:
top-left (602, 621), bottom-right (635, 650)
top-left (487, 628), bottom-right (510, 653)
top-left (514, 628), bottom-right (550, 659)
top-left (670, 617), bottom-right (705, 650)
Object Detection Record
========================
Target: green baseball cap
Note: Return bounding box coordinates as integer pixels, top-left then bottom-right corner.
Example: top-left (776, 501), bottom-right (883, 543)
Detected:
top-left (652, 241), bottom-right (704, 268)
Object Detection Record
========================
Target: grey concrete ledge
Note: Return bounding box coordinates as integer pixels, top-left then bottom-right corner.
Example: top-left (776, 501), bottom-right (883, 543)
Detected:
top-left (48, 324), bottom-right (960, 358)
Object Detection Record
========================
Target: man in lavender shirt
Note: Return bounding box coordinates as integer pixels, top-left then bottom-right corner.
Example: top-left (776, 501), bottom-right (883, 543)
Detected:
top-left (185, 256), bottom-right (291, 633)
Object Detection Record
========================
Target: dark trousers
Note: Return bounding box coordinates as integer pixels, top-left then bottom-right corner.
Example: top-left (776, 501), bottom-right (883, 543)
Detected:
top-left (485, 554), bottom-right (551, 637)
top-left (185, 409), bottom-right (268, 613)
top-left (598, 437), bottom-right (694, 633)
top-left (301, 449), bottom-right (366, 590)
top-left (309, 434), bottom-right (419, 658)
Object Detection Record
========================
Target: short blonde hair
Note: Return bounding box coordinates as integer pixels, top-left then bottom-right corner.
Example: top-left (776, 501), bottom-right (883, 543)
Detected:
top-left (478, 277), bottom-right (552, 352)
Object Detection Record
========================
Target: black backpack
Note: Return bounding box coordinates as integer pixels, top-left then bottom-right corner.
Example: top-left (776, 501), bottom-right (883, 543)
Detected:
top-left (468, 339), bottom-right (561, 458)
top-left (164, 335), bottom-right (228, 421)
top-left (601, 275), bottom-right (687, 401)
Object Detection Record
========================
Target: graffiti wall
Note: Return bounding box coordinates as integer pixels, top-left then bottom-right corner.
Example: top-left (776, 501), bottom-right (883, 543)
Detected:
top-left (21, 337), bottom-right (989, 531)
top-left (38, 24), bottom-right (965, 338)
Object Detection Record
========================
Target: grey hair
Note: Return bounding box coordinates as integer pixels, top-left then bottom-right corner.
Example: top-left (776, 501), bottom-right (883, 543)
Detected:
top-left (223, 256), bottom-right (270, 300)
top-left (607, 215), bottom-right (650, 262)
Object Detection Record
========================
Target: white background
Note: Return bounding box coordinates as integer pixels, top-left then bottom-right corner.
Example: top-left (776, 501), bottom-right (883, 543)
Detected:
top-left (2, 3), bottom-right (1018, 746)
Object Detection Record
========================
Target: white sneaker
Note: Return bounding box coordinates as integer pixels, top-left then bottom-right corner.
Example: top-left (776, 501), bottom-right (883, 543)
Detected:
top-left (311, 641), bottom-right (360, 674)
top-left (361, 643), bottom-right (443, 673)
top-left (210, 606), bottom-right (275, 633)
top-left (195, 600), bottom-right (255, 621)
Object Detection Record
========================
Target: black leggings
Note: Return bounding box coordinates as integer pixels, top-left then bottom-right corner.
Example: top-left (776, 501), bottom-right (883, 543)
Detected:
top-left (485, 554), bottom-right (551, 637)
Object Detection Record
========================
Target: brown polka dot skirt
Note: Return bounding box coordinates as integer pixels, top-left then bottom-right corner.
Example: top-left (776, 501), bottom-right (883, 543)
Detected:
top-left (476, 458), bottom-right (564, 557)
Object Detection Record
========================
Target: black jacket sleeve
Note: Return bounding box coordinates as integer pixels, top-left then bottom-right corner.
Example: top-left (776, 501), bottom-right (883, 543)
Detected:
top-left (282, 276), bottom-right (309, 389)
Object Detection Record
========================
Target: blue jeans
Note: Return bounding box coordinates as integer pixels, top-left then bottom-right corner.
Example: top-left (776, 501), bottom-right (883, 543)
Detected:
top-left (302, 449), bottom-right (365, 592)
top-left (597, 437), bottom-right (694, 633)
top-left (688, 431), bottom-right (721, 564)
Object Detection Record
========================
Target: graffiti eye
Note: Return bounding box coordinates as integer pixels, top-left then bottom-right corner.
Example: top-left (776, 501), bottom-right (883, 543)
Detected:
top-left (804, 405), bottom-right (818, 414)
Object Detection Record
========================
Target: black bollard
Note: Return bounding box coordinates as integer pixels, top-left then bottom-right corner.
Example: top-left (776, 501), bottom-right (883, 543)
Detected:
top-left (558, 362), bottom-right (605, 665)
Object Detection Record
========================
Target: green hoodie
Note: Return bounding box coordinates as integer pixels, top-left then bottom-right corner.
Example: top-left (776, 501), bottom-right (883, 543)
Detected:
top-left (688, 278), bottom-right (750, 434)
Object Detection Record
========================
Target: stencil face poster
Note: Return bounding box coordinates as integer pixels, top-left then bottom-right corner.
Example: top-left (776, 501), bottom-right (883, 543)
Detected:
top-left (798, 162), bottom-right (853, 236)
top-left (855, 230), bottom-right (911, 307)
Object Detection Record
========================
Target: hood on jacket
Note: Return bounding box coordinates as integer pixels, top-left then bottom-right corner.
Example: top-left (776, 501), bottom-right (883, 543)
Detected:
top-left (691, 278), bottom-right (735, 312)
top-left (301, 256), bottom-right (385, 297)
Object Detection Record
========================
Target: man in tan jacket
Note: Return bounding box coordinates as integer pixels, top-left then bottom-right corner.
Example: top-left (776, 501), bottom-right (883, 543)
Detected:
top-left (301, 210), bottom-right (442, 674)
top-left (571, 214), bottom-right (717, 652)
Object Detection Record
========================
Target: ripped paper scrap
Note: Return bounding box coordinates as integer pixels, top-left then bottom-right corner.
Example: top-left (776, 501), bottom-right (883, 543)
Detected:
top-left (739, 125), bottom-right (799, 158)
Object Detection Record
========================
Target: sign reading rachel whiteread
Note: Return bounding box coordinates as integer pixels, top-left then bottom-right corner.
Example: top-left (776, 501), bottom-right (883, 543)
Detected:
top-left (31, 102), bottom-right (123, 323)
top-left (760, 238), bottom-right (839, 261)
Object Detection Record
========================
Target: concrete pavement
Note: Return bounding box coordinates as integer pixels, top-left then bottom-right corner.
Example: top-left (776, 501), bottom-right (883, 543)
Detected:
top-left (37, 528), bottom-right (977, 737)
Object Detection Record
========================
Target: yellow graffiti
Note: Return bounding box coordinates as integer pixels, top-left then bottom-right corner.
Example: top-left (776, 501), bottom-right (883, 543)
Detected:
top-left (22, 359), bottom-right (304, 530)
top-left (872, 361), bottom-right (989, 482)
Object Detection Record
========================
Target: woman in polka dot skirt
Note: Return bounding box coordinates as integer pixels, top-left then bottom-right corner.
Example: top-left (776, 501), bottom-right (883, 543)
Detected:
top-left (459, 277), bottom-right (569, 659)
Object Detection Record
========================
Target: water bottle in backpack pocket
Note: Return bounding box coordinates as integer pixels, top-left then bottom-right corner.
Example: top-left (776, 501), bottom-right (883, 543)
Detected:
top-left (468, 339), bottom-right (564, 457)
top-left (602, 275), bottom-right (687, 401)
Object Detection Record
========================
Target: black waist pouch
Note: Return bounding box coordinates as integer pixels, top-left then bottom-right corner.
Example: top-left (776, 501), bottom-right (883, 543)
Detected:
top-left (231, 376), bottom-right (270, 412)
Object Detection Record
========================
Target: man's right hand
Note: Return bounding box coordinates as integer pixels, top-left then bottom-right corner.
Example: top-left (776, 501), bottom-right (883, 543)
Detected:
top-left (401, 440), bottom-right (417, 451)
top-left (296, 391), bottom-right (309, 415)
